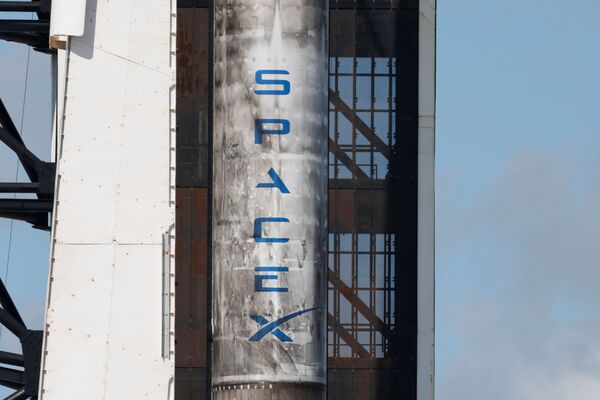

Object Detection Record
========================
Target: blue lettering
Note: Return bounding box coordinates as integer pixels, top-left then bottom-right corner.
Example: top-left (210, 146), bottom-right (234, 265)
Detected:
top-left (257, 168), bottom-right (290, 194)
top-left (254, 266), bottom-right (289, 293)
top-left (255, 266), bottom-right (289, 272)
top-left (254, 217), bottom-right (289, 243)
top-left (255, 70), bottom-right (290, 95)
top-left (250, 315), bottom-right (292, 342)
top-left (255, 119), bottom-right (290, 144)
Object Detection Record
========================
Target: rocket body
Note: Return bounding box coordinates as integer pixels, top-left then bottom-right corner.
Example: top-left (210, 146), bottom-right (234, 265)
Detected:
top-left (212, 0), bottom-right (328, 398)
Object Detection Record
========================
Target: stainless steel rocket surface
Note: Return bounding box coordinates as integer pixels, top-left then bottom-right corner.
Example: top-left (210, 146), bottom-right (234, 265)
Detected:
top-left (212, 0), bottom-right (328, 398)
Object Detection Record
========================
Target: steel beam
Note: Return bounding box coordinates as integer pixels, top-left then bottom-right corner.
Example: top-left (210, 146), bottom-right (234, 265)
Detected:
top-left (327, 357), bottom-right (399, 369)
top-left (0, 278), bottom-right (25, 327)
top-left (0, 199), bottom-right (53, 213)
top-left (0, 123), bottom-right (55, 197)
top-left (327, 313), bottom-right (371, 358)
top-left (329, 89), bottom-right (391, 159)
top-left (0, 20), bottom-right (49, 33)
top-left (4, 389), bottom-right (27, 400)
top-left (0, 199), bottom-right (51, 229)
top-left (0, 95), bottom-right (55, 230)
top-left (0, 211), bottom-right (48, 229)
top-left (0, 352), bottom-right (24, 368)
top-left (0, 32), bottom-right (47, 51)
top-left (0, 309), bottom-right (27, 339)
top-left (329, 138), bottom-right (370, 180)
top-left (0, 98), bottom-right (40, 182)
top-left (327, 268), bottom-right (394, 340)
top-left (0, 368), bottom-right (24, 388)
top-left (0, 183), bottom-right (39, 193)
top-left (0, 98), bottom-right (21, 143)
top-left (0, 1), bottom-right (41, 12)
top-left (0, 127), bottom-right (43, 183)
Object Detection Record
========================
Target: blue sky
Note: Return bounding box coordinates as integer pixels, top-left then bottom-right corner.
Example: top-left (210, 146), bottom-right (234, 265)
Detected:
top-left (436, 1), bottom-right (600, 398)
top-left (0, 27), bottom-right (52, 398)
top-left (1, 1), bottom-right (600, 398)
top-left (0, 40), bottom-right (52, 330)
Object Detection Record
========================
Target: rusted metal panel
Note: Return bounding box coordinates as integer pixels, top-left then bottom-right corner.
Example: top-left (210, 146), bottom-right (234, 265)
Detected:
top-left (328, 358), bottom-right (398, 370)
top-left (332, 0), bottom-right (418, 10)
top-left (327, 368), bottom-right (357, 400)
top-left (177, 8), bottom-right (209, 98)
top-left (177, 8), bottom-right (210, 187)
top-left (179, 0), bottom-right (209, 7)
top-left (176, 6), bottom-right (211, 400)
top-left (328, 188), bottom-right (391, 233)
top-left (175, 188), bottom-right (209, 368)
top-left (330, 10), bottom-right (398, 58)
top-left (175, 367), bottom-right (208, 400)
top-left (328, 369), bottom-right (411, 400)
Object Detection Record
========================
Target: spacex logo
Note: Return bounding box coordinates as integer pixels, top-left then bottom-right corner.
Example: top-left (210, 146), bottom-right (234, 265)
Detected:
top-left (249, 307), bottom-right (320, 342)
top-left (246, 70), bottom-right (318, 343)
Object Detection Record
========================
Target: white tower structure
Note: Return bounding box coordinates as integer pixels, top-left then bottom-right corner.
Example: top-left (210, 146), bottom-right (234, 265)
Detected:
top-left (39, 1), bottom-right (177, 398)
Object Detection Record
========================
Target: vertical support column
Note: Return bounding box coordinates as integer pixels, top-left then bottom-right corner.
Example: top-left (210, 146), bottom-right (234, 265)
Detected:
top-left (212, 1), bottom-right (328, 399)
top-left (40, 0), bottom-right (176, 398)
top-left (418, 0), bottom-right (436, 400)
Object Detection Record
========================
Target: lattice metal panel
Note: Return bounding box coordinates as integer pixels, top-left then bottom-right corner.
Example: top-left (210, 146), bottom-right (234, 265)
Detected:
top-left (328, 233), bottom-right (396, 359)
top-left (329, 56), bottom-right (396, 181)
top-left (327, 2), bottom-right (419, 399)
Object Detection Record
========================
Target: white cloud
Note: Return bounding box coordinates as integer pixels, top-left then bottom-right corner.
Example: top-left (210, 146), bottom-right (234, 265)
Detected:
top-left (437, 139), bottom-right (600, 399)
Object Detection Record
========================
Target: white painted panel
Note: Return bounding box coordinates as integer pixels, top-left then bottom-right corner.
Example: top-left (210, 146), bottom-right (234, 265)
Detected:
top-left (41, 0), bottom-right (176, 398)
top-left (53, 48), bottom-right (126, 244)
top-left (85, 0), bottom-right (174, 75)
top-left (126, 0), bottom-right (174, 74)
top-left (41, 244), bottom-right (114, 399)
top-left (112, 64), bottom-right (172, 244)
top-left (54, 50), bottom-right (174, 244)
top-left (418, 1), bottom-right (436, 400)
top-left (79, 0), bottom-right (133, 60)
top-left (103, 245), bottom-right (173, 399)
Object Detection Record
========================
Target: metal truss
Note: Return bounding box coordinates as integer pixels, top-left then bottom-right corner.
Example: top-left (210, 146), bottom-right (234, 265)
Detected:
top-left (0, 1), bottom-right (52, 53)
top-left (0, 1), bottom-right (55, 230)
top-left (0, 2), bottom-right (54, 399)
top-left (0, 98), bottom-right (55, 231)
top-left (0, 97), bottom-right (50, 397)
top-left (0, 278), bottom-right (42, 400)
